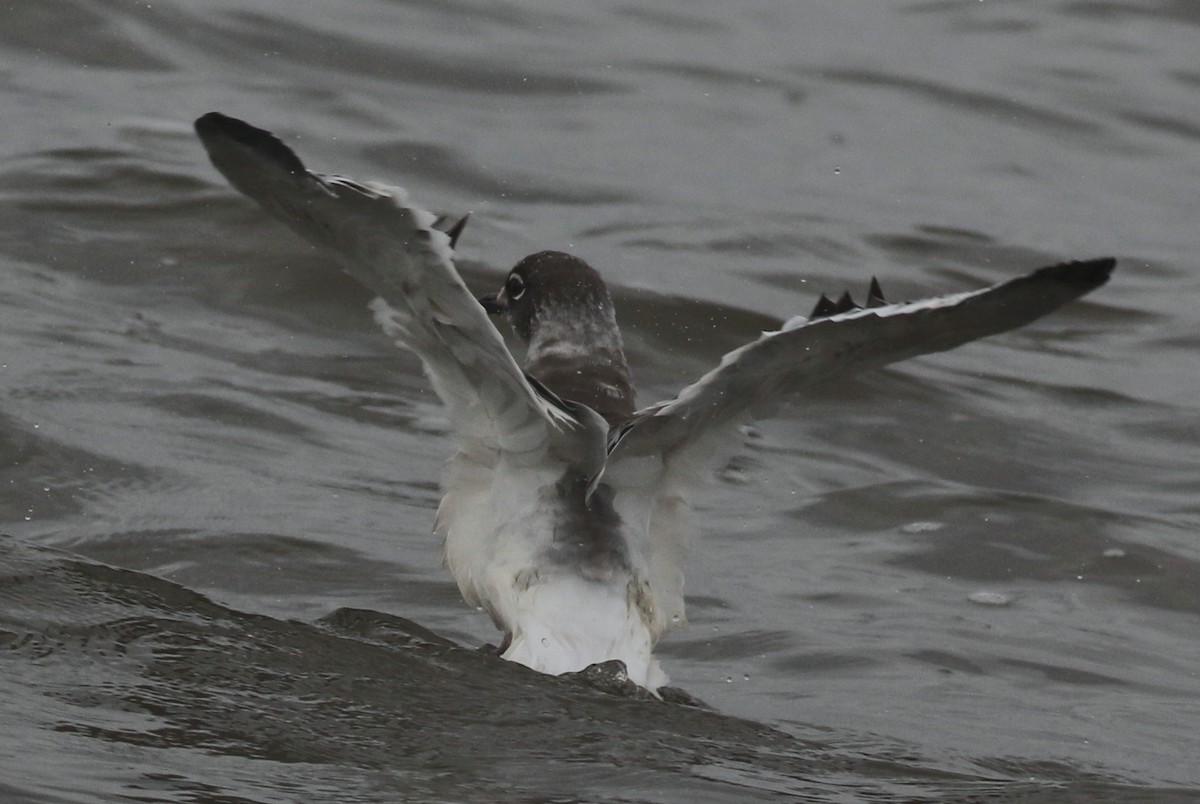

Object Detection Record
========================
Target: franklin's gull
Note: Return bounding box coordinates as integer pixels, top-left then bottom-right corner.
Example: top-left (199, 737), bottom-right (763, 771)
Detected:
top-left (194, 112), bottom-right (1114, 692)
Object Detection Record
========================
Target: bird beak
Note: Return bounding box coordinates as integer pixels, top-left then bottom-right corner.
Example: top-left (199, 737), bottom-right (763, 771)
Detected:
top-left (479, 291), bottom-right (506, 315)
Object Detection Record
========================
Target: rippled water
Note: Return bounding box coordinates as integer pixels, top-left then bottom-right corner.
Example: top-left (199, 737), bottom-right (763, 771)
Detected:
top-left (3, 1), bottom-right (1199, 801)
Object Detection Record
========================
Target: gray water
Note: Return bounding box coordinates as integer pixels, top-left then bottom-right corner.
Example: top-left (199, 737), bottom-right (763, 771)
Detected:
top-left (2, 1), bottom-right (1199, 802)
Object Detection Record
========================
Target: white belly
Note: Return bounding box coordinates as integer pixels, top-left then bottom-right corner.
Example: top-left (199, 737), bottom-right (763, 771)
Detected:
top-left (438, 451), bottom-right (667, 690)
top-left (500, 571), bottom-right (666, 690)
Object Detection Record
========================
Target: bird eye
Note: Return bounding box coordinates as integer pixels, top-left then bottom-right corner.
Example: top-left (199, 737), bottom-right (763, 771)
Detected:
top-left (506, 273), bottom-right (526, 300)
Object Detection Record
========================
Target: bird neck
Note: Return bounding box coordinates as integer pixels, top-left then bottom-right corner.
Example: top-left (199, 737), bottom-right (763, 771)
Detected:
top-left (524, 304), bottom-right (637, 427)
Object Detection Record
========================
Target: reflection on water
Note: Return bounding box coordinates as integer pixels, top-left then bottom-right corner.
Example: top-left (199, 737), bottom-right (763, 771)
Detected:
top-left (2, 1), bottom-right (1199, 801)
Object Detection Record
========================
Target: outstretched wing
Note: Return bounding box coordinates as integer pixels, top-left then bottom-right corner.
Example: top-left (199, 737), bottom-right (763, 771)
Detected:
top-left (195, 113), bottom-right (616, 615)
top-left (605, 258), bottom-right (1114, 631)
top-left (194, 112), bottom-right (576, 459)
top-left (614, 258), bottom-right (1114, 457)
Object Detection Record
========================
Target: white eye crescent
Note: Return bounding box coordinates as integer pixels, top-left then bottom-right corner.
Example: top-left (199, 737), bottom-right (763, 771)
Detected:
top-left (506, 273), bottom-right (526, 301)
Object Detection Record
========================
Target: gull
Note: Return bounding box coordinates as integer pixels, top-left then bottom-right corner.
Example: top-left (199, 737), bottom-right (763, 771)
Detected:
top-left (194, 112), bottom-right (1114, 692)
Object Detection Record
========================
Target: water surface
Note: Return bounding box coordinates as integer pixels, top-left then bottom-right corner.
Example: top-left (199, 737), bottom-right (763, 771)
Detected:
top-left (2, 1), bottom-right (1198, 801)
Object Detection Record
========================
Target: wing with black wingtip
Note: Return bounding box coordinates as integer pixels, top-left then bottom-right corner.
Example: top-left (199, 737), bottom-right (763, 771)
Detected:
top-left (605, 257), bottom-right (1114, 631)
top-left (193, 112), bottom-right (580, 458)
top-left (195, 112), bottom-right (618, 615)
top-left (614, 258), bottom-right (1114, 457)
